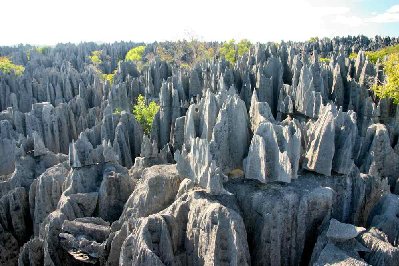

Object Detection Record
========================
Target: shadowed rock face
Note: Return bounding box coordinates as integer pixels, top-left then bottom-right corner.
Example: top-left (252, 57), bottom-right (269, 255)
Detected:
top-left (1, 37), bottom-right (399, 265)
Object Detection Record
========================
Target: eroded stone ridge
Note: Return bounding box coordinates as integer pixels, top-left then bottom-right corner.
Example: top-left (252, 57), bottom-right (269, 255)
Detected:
top-left (0, 37), bottom-right (399, 265)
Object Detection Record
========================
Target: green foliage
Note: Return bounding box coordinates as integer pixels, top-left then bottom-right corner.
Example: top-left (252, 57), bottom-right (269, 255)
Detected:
top-left (309, 37), bottom-right (319, 43)
top-left (35, 46), bottom-right (50, 54)
top-left (156, 46), bottom-right (174, 63)
top-left (219, 39), bottom-right (237, 64)
top-left (132, 94), bottom-right (160, 135)
top-left (0, 56), bottom-right (24, 76)
top-left (237, 39), bottom-right (251, 57)
top-left (89, 50), bottom-right (102, 65)
top-left (319, 57), bottom-right (331, 64)
top-left (189, 40), bottom-right (215, 64)
top-left (372, 52), bottom-right (399, 104)
top-left (101, 73), bottom-right (115, 84)
top-left (125, 46), bottom-right (145, 62)
top-left (365, 44), bottom-right (399, 64)
top-left (113, 107), bottom-right (122, 115)
top-left (219, 39), bottom-right (252, 64)
top-left (101, 69), bottom-right (117, 84)
top-left (349, 52), bottom-right (358, 60)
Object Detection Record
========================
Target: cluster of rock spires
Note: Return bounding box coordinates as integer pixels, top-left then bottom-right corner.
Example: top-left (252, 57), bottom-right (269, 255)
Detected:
top-left (1, 35), bottom-right (399, 266)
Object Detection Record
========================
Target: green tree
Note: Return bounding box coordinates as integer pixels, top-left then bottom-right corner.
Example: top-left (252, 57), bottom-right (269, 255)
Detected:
top-left (237, 39), bottom-right (251, 57)
top-left (219, 39), bottom-right (237, 64)
top-left (133, 94), bottom-right (160, 135)
top-left (219, 39), bottom-right (251, 64)
top-left (89, 50), bottom-right (102, 65)
top-left (349, 52), bottom-right (358, 60)
top-left (308, 37), bottom-right (319, 43)
top-left (372, 52), bottom-right (399, 103)
top-left (365, 44), bottom-right (399, 64)
top-left (101, 69), bottom-right (118, 84)
top-left (319, 57), bottom-right (331, 64)
top-left (0, 56), bottom-right (24, 76)
top-left (125, 46), bottom-right (146, 62)
top-left (35, 46), bottom-right (50, 54)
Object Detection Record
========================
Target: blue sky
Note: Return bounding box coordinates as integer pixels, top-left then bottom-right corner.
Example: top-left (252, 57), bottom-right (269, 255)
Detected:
top-left (0, 0), bottom-right (398, 45)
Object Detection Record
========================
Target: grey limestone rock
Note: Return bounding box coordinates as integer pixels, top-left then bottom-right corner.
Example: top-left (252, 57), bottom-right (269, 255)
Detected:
top-left (210, 94), bottom-right (250, 174)
top-left (175, 137), bottom-right (227, 195)
top-left (0, 223), bottom-right (20, 266)
top-left (294, 65), bottom-right (322, 118)
top-left (120, 164), bottom-right (181, 221)
top-left (326, 219), bottom-right (366, 242)
top-left (358, 228), bottom-right (399, 266)
top-left (1, 38), bottom-right (399, 266)
top-left (331, 63), bottom-right (345, 107)
top-left (226, 177), bottom-right (335, 266)
top-left (244, 119), bottom-right (301, 183)
top-left (18, 238), bottom-right (44, 266)
top-left (31, 163), bottom-right (69, 236)
top-left (98, 164), bottom-right (134, 222)
top-left (0, 120), bottom-right (17, 176)
top-left (59, 217), bottom-right (111, 264)
top-left (249, 90), bottom-right (275, 132)
top-left (314, 243), bottom-right (369, 266)
top-left (33, 131), bottom-right (48, 157)
top-left (0, 187), bottom-right (31, 243)
top-left (303, 104), bottom-right (336, 176)
top-left (357, 124), bottom-right (399, 189)
top-left (367, 194), bottom-right (399, 246)
top-left (120, 190), bottom-right (250, 266)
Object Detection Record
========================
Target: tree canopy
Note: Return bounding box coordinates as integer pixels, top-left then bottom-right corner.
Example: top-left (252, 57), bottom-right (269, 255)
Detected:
top-left (219, 39), bottom-right (252, 64)
top-left (89, 50), bottom-right (102, 65)
top-left (0, 56), bottom-right (25, 76)
top-left (132, 94), bottom-right (160, 135)
top-left (125, 46), bottom-right (146, 62)
top-left (372, 52), bottom-right (399, 104)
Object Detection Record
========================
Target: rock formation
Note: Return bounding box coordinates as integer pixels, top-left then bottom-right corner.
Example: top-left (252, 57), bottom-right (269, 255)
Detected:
top-left (1, 37), bottom-right (399, 265)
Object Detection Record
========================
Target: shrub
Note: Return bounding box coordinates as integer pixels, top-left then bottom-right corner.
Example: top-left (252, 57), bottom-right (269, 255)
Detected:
top-left (349, 52), bottom-right (358, 60)
top-left (319, 57), bottom-right (331, 64)
top-left (219, 39), bottom-right (252, 64)
top-left (156, 46), bottom-right (174, 63)
top-left (365, 44), bottom-right (399, 64)
top-left (101, 73), bottom-right (115, 84)
top-left (0, 56), bottom-right (24, 76)
top-left (89, 50), bottom-right (102, 65)
top-left (219, 39), bottom-right (237, 64)
top-left (35, 46), bottom-right (50, 54)
top-left (132, 94), bottom-right (160, 135)
top-left (125, 46), bottom-right (146, 62)
top-left (101, 69), bottom-right (117, 84)
top-left (237, 39), bottom-right (251, 57)
top-left (372, 52), bottom-right (399, 104)
top-left (113, 107), bottom-right (122, 115)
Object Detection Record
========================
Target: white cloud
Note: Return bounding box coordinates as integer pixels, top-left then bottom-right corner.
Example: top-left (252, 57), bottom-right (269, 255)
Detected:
top-left (333, 15), bottom-right (364, 27)
top-left (367, 4), bottom-right (399, 23)
top-left (387, 5), bottom-right (399, 13)
top-left (0, 0), bottom-right (396, 45)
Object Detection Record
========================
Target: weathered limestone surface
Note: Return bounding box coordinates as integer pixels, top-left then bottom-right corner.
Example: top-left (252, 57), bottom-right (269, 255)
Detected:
top-left (0, 37), bottom-right (398, 265)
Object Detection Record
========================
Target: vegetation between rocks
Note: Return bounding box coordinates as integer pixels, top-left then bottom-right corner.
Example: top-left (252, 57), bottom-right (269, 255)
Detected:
top-left (0, 56), bottom-right (24, 76)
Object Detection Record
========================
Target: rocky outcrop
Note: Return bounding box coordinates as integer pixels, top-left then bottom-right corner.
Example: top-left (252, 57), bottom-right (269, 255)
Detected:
top-left (120, 164), bottom-right (182, 221)
top-left (357, 124), bottom-right (399, 190)
top-left (244, 119), bottom-right (301, 183)
top-left (303, 104), bottom-right (358, 176)
top-left (59, 217), bottom-right (111, 264)
top-left (1, 38), bottom-right (399, 265)
top-left (175, 138), bottom-right (226, 195)
top-left (210, 93), bottom-right (250, 173)
top-left (120, 190), bottom-right (250, 266)
top-left (294, 65), bottom-right (322, 118)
